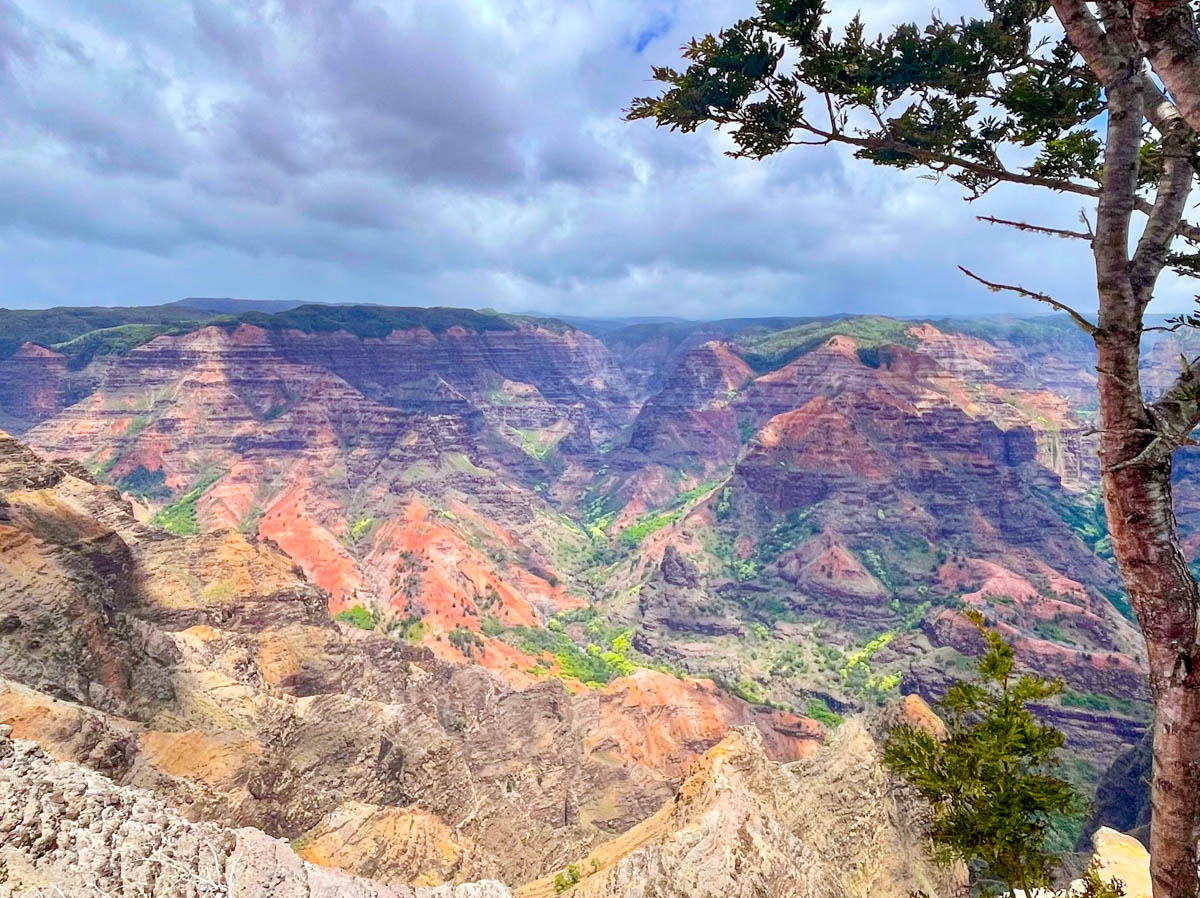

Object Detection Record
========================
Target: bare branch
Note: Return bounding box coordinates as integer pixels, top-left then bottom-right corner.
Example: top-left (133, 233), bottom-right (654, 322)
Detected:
top-left (1079, 209), bottom-right (1096, 239)
top-left (957, 266), bottom-right (1099, 334)
top-left (1082, 426), bottom-right (1166, 436)
top-left (1129, 197), bottom-right (1200, 243)
top-left (977, 215), bottom-right (1093, 241)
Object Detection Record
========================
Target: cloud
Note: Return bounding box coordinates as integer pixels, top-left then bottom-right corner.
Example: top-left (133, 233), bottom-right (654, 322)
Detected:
top-left (0, 0), bottom-right (1188, 317)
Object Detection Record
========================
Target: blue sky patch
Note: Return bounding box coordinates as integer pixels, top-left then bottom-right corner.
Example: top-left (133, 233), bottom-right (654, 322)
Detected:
top-left (633, 14), bottom-right (673, 53)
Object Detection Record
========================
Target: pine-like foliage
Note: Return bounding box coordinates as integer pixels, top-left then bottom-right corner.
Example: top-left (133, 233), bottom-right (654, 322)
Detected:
top-left (883, 612), bottom-right (1079, 897)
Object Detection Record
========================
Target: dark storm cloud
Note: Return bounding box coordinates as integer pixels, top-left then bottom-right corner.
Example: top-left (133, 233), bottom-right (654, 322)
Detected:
top-left (0, 0), bottom-right (1183, 316)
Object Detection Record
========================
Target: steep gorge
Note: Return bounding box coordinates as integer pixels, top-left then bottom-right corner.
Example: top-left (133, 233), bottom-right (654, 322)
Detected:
top-left (0, 304), bottom-right (1191, 891)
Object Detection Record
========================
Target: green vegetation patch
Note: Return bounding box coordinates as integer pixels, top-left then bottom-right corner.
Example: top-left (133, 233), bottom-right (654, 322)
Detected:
top-left (380, 613), bottom-right (426, 643)
top-left (334, 605), bottom-right (378, 630)
top-left (805, 697), bottom-right (845, 728)
top-left (0, 304), bottom-right (222, 361)
top-left (838, 632), bottom-right (903, 704)
top-left (150, 472), bottom-right (221, 535)
top-left (349, 515), bottom-right (376, 543)
top-left (768, 644), bottom-right (808, 678)
top-left (448, 625), bottom-right (484, 659)
top-left (507, 428), bottom-right (561, 461)
top-left (241, 304), bottom-right (521, 338)
top-left (619, 506), bottom-right (685, 547)
top-left (1041, 485), bottom-right (1112, 561)
top-left (618, 478), bottom-right (724, 548)
top-left (710, 505), bottom-right (819, 588)
top-left (1060, 689), bottom-right (1148, 718)
top-left (580, 494), bottom-right (616, 541)
top-left (756, 507), bottom-right (820, 565)
top-left (502, 616), bottom-right (635, 686)
top-left (735, 315), bottom-right (915, 372)
top-left (554, 863), bottom-right (584, 894)
top-left (840, 632), bottom-right (895, 677)
top-left (52, 324), bottom-right (187, 370)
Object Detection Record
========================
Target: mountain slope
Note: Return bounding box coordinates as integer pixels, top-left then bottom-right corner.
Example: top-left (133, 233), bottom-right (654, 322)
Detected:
top-left (518, 709), bottom-right (962, 898)
top-left (5, 305), bottom-right (1189, 823)
top-left (0, 431), bottom-right (821, 889)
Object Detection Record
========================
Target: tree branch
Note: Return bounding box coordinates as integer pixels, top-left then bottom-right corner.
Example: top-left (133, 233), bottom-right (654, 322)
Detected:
top-left (957, 265), bottom-right (1099, 333)
top-left (1133, 0), bottom-right (1200, 133)
top-left (1130, 123), bottom-right (1195, 306)
top-left (1143, 323), bottom-right (1190, 333)
top-left (1174, 217), bottom-right (1200, 245)
top-left (785, 123), bottom-right (1107, 200)
top-left (784, 121), bottom-right (1200, 246)
top-left (1053, 0), bottom-right (1195, 147)
top-left (1130, 197), bottom-right (1200, 244)
top-left (977, 215), bottom-right (1093, 241)
top-left (1053, 0), bottom-right (1132, 77)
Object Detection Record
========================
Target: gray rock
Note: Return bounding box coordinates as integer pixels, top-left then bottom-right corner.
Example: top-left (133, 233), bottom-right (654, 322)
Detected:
top-left (0, 735), bottom-right (514, 898)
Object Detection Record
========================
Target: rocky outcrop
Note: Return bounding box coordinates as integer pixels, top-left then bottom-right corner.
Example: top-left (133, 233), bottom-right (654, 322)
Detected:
top-left (589, 669), bottom-right (822, 779)
top-left (517, 723), bottom-right (964, 898)
top-left (0, 725), bottom-right (513, 898)
top-left (1087, 828), bottom-right (1152, 898)
top-left (777, 532), bottom-right (889, 602)
top-left (633, 547), bottom-right (743, 659)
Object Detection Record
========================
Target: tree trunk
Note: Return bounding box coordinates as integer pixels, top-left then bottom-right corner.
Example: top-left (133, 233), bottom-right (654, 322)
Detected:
top-left (1096, 329), bottom-right (1200, 898)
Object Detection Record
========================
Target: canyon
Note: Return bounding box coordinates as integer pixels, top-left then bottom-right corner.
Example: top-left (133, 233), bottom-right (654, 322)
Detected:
top-left (0, 301), bottom-right (1190, 894)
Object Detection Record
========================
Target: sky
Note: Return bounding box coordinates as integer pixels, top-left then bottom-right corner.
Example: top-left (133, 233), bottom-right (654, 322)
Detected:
top-left (0, 0), bottom-right (1193, 318)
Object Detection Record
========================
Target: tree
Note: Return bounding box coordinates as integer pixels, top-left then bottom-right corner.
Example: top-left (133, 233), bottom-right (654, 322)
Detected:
top-left (884, 612), bottom-right (1078, 897)
top-left (628, 2), bottom-right (1200, 895)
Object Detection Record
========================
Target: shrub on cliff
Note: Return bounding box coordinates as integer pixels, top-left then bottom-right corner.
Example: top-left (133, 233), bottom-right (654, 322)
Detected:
top-left (333, 605), bottom-right (377, 631)
top-left (883, 612), bottom-right (1078, 897)
top-left (553, 863), bottom-right (583, 894)
top-left (448, 625), bottom-right (484, 659)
